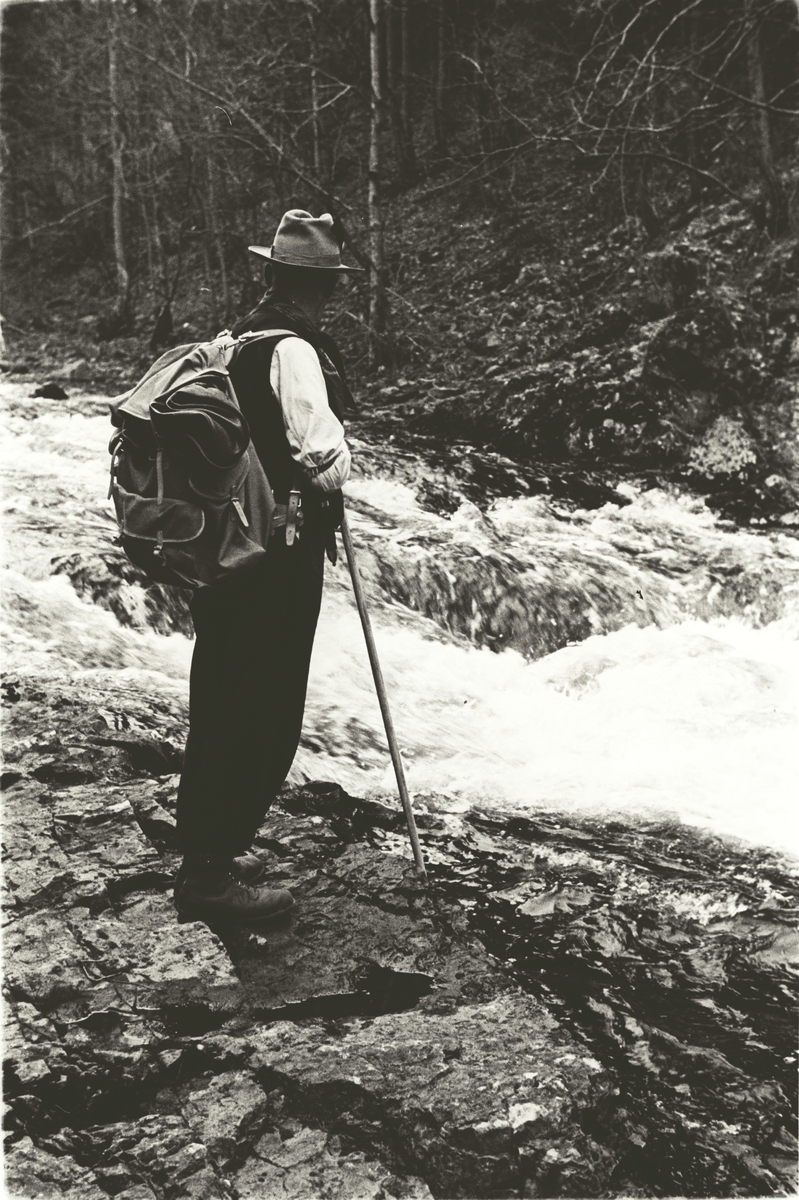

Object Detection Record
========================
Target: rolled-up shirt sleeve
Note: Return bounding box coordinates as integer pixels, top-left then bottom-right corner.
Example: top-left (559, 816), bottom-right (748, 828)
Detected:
top-left (270, 337), bottom-right (351, 492)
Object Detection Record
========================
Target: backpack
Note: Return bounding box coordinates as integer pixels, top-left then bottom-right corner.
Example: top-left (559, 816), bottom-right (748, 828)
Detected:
top-left (108, 329), bottom-right (300, 589)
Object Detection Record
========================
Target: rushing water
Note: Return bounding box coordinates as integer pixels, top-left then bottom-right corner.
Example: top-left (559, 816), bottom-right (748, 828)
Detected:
top-left (2, 380), bottom-right (798, 856)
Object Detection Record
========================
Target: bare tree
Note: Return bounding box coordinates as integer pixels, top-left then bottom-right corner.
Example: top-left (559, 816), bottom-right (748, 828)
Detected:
top-left (746, 0), bottom-right (790, 232)
top-left (369, 0), bottom-right (389, 365)
top-left (108, 1), bottom-right (131, 332)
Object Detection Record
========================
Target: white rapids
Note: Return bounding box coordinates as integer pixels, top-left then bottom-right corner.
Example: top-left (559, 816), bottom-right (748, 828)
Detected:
top-left (2, 380), bottom-right (797, 855)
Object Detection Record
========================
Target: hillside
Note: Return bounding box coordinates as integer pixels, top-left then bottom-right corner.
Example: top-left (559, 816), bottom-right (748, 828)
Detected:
top-left (3, 177), bottom-right (799, 527)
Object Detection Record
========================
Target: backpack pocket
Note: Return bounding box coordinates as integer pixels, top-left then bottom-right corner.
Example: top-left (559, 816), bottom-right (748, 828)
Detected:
top-left (116, 488), bottom-right (206, 544)
top-left (112, 484), bottom-right (205, 586)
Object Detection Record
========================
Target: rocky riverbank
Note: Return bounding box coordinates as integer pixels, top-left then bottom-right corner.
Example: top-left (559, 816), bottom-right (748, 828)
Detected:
top-left (3, 662), bottom-right (797, 1199)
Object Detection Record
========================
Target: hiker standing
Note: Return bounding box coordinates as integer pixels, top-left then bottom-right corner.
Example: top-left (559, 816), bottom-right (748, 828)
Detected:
top-left (173, 209), bottom-right (362, 922)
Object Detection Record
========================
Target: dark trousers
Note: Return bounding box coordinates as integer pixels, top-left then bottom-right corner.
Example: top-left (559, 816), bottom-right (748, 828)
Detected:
top-left (176, 521), bottom-right (325, 857)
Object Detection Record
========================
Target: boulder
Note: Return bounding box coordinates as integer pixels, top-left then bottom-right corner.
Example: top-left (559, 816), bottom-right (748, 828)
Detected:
top-left (688, 413), bottom-right (759, 480)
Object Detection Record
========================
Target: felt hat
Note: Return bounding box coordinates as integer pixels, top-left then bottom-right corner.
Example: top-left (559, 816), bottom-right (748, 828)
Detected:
top-left (249, 209), bottom-right (363, 273)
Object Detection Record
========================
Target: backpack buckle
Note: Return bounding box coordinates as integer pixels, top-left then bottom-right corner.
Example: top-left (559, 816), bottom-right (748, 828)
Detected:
top-left (285, 490), bottom-right (301, 546)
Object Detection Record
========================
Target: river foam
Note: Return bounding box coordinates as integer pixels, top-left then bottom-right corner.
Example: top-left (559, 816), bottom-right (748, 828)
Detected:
top-left (2, 381), bottom-right (797, 856)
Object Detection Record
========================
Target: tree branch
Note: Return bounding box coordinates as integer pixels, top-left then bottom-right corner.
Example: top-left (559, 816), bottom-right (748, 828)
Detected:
top-left (12, 195), bottom-right (109, 242)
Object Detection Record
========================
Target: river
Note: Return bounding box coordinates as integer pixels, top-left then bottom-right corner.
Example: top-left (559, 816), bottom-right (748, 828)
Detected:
top-left (2, 378), bottom-right (797, 859)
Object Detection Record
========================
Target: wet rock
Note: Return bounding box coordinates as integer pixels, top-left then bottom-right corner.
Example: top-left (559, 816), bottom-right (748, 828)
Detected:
top-left (65, 1113), bottom-right (226, 1199)
top-left (2, 665), bottom-right (797, 1196)
top-left (4, 1135), bottom-right (107, 1199)
top-left (31, 380), bottom-right (69, 399)
top-left (53, 549), bottom-right (193, 637)
top-left (234, 1126), bottom-right (434, 1200)
top-left (126, 784), bottom-right (177, 844)
top-left (4, 911), bottom-right (90, 1008)
top-left (235, 839), bottom-right (507, 1016)
top-left (3, 784), bottom-right (165, 912)
top-left (62, 894), bottom-right (243, 1017)
top-left (249, 992), bottom-right (612, 1197)
top-left (181, 1070), bottom-right (270, 1166)
top-left (4, 896), bottom-right (242, 1019)
top-left (2, 673), bottom-right (189, 791)
top-left (3, 1000), bottom-right (68, 1089)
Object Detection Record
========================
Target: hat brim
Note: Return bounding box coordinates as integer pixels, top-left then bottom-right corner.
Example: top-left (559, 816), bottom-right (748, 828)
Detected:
top-left (248, 245), bottom-right (364, 273)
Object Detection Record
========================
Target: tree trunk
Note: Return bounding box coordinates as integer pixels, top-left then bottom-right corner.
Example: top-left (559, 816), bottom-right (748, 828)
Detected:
top-left (368, 0), bottom-right (389, 366)
top-left (311, 64), bottom-right (322, 178)
top-left (205, 137), bottom-right (229, 325)
top-left (200, 224), bottom-right (218, 332)
top-left (400, 0), bottom-right (411, 138)
top-left (307, 10), bottom-right (322, 179)
top-left (147, 151), bottom-right (168, 299)
top-left (684, 11), bottom-right (704, 205)
top-left (137, 156), bottom-right (157, 302)
top-left (746, 0), bottom-right (788, 233)
top-left (386, 0), bottom-right (417, 182)
top-left (109, 4), bottom-right (131, 330)
top-left (433, 0), bottom-right (448, 157)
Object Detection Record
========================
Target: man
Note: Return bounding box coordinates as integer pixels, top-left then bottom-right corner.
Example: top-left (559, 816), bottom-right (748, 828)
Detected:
top-left (173, 209), bottom-right (361, 923)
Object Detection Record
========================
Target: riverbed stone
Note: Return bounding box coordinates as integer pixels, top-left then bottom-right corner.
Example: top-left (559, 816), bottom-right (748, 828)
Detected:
top-left (237, 837), bottom-right (508, 1015)
top-left (3, 895), bottom-right (241, 1019)
top-left (3, 781), bottom-right (167, 913)
top-left (181, 1070), bottom-right (270, 1166)
top-left (249, 991), bottom-right (612, 1196)
top-left (234, 1126), bottom-right (434, 1200)
top-left (4, 1135), bottom-right (107, 1200)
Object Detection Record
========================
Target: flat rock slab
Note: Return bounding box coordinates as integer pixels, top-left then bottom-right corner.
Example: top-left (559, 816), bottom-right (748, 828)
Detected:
top-left (249, 992), bottom-right (612, 1196)
top-left (3, 782), bottom-right (165, 912)
top-left (4, 895), bottom-right (242, 1018)
top-left (235, 843), bottom-right (508, 1015)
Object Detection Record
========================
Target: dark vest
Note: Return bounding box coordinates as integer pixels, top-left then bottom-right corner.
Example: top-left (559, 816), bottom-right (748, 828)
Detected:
top-left (229, 299), bottom-right (351, 509)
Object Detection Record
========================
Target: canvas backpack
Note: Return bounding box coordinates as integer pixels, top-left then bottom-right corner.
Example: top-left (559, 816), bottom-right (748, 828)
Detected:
top-left (108, 328), bottom-right (301, 589)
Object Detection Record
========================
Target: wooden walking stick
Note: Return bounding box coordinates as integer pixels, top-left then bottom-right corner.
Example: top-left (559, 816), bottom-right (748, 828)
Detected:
top-left (339, 510), bottom-right (427, 878)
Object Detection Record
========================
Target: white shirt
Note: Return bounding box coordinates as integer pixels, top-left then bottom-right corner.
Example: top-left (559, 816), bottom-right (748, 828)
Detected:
top-left (269, 337), bottom-right (351, 493)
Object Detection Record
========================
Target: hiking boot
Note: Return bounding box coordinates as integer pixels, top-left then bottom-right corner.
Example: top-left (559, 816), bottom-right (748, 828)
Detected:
top-left (173, 851), bottom-right (269, 894)
top-left (231, 852), bottom-right (270, 886)
top-left (174, 855), bottom-right (294, 924)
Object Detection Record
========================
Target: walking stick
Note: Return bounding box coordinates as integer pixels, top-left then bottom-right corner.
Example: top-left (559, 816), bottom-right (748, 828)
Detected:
top-left (339, 510), bottom-right (427, 878)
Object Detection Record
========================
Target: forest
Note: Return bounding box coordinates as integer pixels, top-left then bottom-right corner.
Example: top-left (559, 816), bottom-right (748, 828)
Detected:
top-left (2, 0), bottom-right (799, 525)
